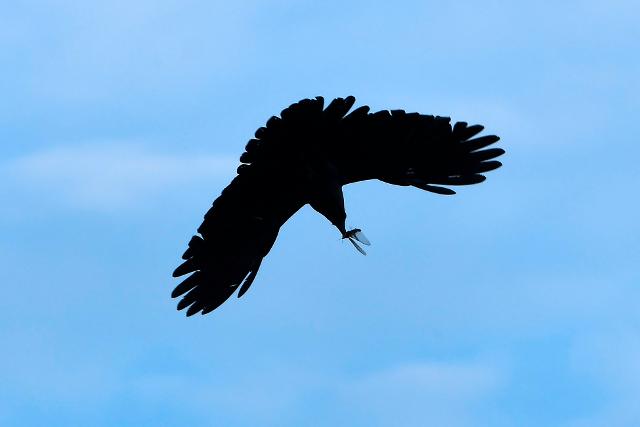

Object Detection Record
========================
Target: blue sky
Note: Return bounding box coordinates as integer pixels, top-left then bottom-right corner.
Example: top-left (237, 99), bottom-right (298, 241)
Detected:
top-left (1, 1), bottom-right (639, 426)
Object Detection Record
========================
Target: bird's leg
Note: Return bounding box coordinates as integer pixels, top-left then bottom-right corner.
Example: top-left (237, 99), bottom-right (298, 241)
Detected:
top-left (332, 212), bottom-right (371, 256)
top-left (308, 160), bottom-right (371, 255)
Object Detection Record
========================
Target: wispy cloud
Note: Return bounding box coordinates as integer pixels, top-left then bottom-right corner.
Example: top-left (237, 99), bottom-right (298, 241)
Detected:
top-left (566, 330), bottom-right (640, 427)
top-left (2, 1), bottom-right (259, 104)
top-left (1, 349), bottom-right (503, 427)
top-left (341, 359), bottom-right (503, 427)
top-left (3, 144), bottom-right (237, 211)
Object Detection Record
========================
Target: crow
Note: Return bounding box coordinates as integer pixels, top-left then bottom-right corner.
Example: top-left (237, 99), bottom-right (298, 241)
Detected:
top-left (172, 96), bottom-right (504, 316)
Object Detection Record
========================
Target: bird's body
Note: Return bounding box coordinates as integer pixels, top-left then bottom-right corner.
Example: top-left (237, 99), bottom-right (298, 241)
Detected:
top-left (173, 96), bottom-right (504, 316)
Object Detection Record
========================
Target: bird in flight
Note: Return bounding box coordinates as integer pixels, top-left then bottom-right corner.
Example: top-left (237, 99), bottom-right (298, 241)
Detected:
top-left (172, 96), bottom-right (504, 316)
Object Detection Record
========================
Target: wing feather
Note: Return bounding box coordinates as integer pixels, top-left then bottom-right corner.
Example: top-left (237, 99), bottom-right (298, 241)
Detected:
top-left (172, 169), bottom-right (305, 316)
top-left (323, 99), bottom-right (504, 190)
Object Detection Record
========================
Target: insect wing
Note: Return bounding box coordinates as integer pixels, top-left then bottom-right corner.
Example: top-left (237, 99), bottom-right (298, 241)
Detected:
top-left (349, 237), bottom-right (367, 255)
top-left (354, 230), bottom-right (371, 245)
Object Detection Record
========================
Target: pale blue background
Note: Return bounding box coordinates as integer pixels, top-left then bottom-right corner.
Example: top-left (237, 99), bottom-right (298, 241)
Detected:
top-left (1, 1), bottom-right (639, 426)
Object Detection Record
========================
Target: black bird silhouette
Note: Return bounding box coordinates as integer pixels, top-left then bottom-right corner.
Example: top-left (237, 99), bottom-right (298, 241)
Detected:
top-left (172, 96), bottom-right (504, 316)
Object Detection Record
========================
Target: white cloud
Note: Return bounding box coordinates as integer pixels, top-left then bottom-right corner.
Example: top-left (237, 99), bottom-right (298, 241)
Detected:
top-left (347, 360), bottom-right (500, 398)
top-left (11, 355), bottom-right (502, 426)
top-left (124, 358), bottom-right (504, 426)
top-left (3, 144), bottom-right (237, 211)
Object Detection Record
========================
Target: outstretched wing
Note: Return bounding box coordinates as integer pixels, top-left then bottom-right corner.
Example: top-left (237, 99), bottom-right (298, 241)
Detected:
top-left (322, 97), bottom-right (504, 192)
top-left (243, 95), bottom-right (504, 192)
top-left (172, 167), bottom-right (305, 316)
top-left (172, 97), bottom-right (334, 316)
